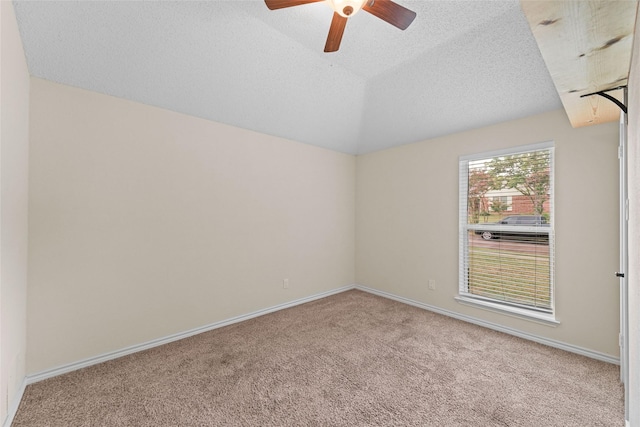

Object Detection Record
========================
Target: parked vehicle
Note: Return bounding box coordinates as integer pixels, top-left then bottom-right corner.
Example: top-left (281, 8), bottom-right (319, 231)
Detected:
top-left (474, 215), bottom-right (550, 242)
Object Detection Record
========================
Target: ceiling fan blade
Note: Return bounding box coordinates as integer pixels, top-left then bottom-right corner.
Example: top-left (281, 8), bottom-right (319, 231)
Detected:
top-left (362, 0), bottom-right (416, 30)
top-left (264, 0), bottom-right (323, 10)
top-left (324, 13), bottom-right (348, 52)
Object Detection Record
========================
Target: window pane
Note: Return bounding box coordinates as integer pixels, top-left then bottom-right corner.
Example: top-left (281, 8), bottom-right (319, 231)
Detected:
top-left (466, 230), bottom-right (551, 310)
top-left (468, 150), bottom-right (551, 225)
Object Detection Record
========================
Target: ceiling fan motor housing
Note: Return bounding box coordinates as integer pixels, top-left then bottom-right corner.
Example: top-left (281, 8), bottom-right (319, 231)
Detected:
top-left (327, 0), bottom-right (366, 18)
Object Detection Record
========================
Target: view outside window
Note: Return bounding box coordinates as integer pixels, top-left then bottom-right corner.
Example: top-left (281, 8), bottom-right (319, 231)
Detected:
top-left (460, 145), bottom-right (553, 313)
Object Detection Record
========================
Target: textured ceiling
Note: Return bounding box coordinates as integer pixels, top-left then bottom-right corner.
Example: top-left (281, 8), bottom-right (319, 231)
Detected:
top-left (13, 0), bottom-right (563, 154)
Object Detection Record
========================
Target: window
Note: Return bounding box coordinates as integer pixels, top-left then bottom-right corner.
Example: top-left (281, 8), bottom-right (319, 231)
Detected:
top-left (457, 142), bottom-right (555, 323)
top-left (491, 196), bottom-right (512, 212)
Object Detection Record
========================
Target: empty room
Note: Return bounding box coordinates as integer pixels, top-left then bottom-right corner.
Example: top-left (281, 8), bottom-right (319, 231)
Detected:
top-left (2, 0), bottom-right (639, 426)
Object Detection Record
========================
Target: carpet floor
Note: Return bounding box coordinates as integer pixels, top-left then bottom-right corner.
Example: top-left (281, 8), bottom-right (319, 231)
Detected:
top-left (13, 289), bottom-right (624, 426)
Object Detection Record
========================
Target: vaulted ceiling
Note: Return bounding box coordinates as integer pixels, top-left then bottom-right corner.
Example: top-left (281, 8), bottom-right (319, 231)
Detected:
top-left (13, 1), bottom-right (568, 154)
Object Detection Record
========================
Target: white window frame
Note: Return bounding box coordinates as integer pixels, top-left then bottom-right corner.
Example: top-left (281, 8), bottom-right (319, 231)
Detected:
top-left (456, 141), bottom-right (558, 325)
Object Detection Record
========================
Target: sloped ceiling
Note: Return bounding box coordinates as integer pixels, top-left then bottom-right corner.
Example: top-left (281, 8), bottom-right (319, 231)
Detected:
top-left (13, 0), bottom-right (563, 154)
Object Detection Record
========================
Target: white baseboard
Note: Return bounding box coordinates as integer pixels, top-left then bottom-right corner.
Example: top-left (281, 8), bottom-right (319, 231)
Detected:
top-left (26, 285), bottom-right (356, 385)
top-left (3, 379), bottom-right (27, 427)
top-left (355, 284), bottom-right (620, 365)
top-left (20, 283), bottom-right (619, 396)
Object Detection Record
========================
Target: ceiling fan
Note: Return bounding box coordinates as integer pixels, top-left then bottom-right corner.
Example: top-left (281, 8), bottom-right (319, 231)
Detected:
top-left (264, 0), bottom-right (417, 52)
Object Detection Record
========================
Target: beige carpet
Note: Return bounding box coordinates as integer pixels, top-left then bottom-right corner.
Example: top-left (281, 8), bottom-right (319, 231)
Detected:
top-left (13, 290), bottom-right (623, 426)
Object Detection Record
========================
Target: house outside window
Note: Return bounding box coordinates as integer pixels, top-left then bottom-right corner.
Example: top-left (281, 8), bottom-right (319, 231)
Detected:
top-left (491, 195), bottom-right (512, 212)
top-left (457, 142), bottom-right (556, 323)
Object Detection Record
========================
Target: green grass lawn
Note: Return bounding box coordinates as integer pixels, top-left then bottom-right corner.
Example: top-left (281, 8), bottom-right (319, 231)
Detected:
top-left (467, 245), bottom-right (551, 309)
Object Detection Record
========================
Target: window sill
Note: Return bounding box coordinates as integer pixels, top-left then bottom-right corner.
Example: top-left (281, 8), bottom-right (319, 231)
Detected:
top-left (455, 296), bottom-right (560, 327)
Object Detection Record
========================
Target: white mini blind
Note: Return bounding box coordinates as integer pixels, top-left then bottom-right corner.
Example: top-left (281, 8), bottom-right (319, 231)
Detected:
top-left (459, 143), bottom-right (554, 314)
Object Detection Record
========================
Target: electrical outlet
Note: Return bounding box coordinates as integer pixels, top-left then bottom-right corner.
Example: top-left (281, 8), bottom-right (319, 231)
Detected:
top-left (428, 279), bottom-right (436, 290)
top-left (283, 279), bottom-right (289, 289)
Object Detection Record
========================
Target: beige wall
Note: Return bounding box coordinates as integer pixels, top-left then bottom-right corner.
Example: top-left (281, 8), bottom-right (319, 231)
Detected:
top-left (27, 78), bottom-right (355, 374)
top-left (356, 109), bottom-right (620, 356)
top-left (627, 10), bottom-right (639, 425)
top-left (0, 1), bottom-right (30, 422)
